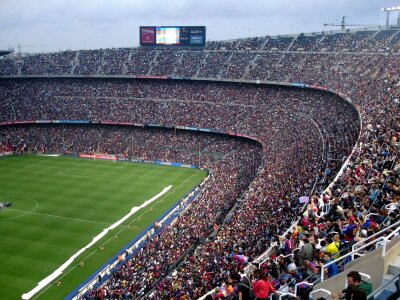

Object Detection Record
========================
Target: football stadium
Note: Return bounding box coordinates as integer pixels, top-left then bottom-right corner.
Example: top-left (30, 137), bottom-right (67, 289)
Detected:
top-left (0, 3), bottom-right (400, 300)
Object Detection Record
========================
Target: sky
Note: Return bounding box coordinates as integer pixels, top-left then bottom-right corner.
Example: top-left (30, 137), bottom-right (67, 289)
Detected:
top-left (0, 0), bottom-right (399, 53)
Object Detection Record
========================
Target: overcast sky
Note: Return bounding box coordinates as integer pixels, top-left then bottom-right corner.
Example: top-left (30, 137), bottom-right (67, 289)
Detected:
top-left (0, 0), bottom-right (399, 53)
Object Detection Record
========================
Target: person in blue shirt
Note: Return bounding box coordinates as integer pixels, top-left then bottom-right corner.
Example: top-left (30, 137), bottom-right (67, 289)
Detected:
top-left (321, 252), bottom-right (339, 278)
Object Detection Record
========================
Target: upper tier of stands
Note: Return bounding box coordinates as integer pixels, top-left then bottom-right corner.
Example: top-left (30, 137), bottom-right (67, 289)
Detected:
top-left (1, 26), bottom-right (400, 77)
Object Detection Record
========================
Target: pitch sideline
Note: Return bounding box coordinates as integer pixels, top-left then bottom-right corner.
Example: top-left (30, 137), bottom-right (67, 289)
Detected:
top-left (21, 185), bottom-right (172, 300)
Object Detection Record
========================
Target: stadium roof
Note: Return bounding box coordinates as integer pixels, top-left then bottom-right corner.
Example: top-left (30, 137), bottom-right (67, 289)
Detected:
top-left (0, 50), bottom-right (13, 57)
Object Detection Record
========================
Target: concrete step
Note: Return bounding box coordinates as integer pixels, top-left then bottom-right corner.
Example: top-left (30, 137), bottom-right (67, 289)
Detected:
top-left (382, 274), bottom-right (395, 286)
top-left (375, 272), bottom-right (400, 300)
top-left (388, 256), bottom-right (400, 276)
top-left (374, 288), bottom-right (398, 300)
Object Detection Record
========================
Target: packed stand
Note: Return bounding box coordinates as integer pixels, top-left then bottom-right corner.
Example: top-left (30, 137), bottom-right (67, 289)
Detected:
top-left (1, 28), bottom-right (400, 78)
top-left (125, 49), bottom-right (156, 76)
top-left (173, 51), bottom-right (205, 77)
top-left (289, 34), bottom-right (322, 51)
top-left (1, 26), bottom-right (399, 300)
top-left (263, 36), bottom-right (294, 51)
top-left (0, 124), bottom-right (259, 168)
top-left (205, 40), bottom-right (241, 51)
top-left (74, 49), bottom-right (103, 75)
top-left (0, 76), bottom-right (360, 299)
top-left (149, 50), bottom-right (181, 76)
top-left (0, 57), bottom-right (19, 75)
top-left (197, 52), bottom-right (232, 78)
top-left (99, 48), bottom-right (130, 75)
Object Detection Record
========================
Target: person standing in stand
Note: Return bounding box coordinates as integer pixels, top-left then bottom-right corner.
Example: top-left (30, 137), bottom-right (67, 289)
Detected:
top-left (233, 270), bottom-right (251, 300)
top-left (251, 269), bottom-right (276, 300)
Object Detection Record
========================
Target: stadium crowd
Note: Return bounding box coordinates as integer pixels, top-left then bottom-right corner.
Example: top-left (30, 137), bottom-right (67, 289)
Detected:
top-left (1, 124), bottom-right (260, 167)
top-left (0, 26), bottom-right (399, 300)
top-left (1, 27), bottom-right (400, 77)
top-left (0, 78), bottom-right (360, 299)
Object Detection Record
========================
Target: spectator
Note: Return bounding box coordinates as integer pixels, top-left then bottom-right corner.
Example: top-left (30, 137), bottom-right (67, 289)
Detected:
top-left (321, 252), bottom-right (339, 279)
top-left (251, 269), bottom-right (276, 300)
top-left (331, 271), bottom-right (372, 300)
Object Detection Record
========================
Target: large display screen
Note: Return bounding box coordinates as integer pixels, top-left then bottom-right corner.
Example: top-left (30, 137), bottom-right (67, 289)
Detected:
top-left (140, 26), bottom-right (206, 46)
top-left (156, 27), bottom-right (180, 44)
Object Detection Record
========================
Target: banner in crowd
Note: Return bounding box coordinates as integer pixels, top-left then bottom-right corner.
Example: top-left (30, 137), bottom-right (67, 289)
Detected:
top-left (298, 196), bottom-right (310, 204)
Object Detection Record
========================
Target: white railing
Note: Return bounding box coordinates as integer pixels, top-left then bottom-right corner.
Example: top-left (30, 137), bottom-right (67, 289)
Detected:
top-left (385, 203), bottom-right (398, 212)
top-left (322, 224), bottom-right (400, 281)
top-left (351, 220), bottom-right (400, 259)
top-left (381, 225), bottom-right (400, 257)
top-left (309, 288), bottom-right (331, 299)
top-left (321, 249), bottom-right (370, 282)
top-left (294, 281), bottom-right (313, 296)
top-left (350, 235), bottom-right (386, 260)
top-left (367, 273), bottom-right (400, 299)
top-left (200, 221), bottom-right (399, 300)
top-left (274, 290), bottom-right (298, 299)
top-left (244, 220), bottom-right (299, 274)
top-left (274, 252), bottom-right (298, 263)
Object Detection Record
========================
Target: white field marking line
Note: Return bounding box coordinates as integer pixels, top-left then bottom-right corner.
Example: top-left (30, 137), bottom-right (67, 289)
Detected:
top-left (34, 170), bottom-right (202, 298)
top-left (21, 185), bottom-right (172, 300)
top-left (57, 165), bottom-right (160, 181)
top-left (71, 162), bottom-right (127, 169)
top-left (7, 209), bottom-right (116, 226)
top-left (137, 166), bottom-right (160, 180)
top-left (57, 170), bottom-right (137, 180)
top-left (0, 195), bottom-right (39, 220)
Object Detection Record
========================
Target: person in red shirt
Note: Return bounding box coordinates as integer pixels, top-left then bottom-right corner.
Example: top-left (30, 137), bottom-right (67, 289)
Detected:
top-left (251, 269), bottom-right (276, 300)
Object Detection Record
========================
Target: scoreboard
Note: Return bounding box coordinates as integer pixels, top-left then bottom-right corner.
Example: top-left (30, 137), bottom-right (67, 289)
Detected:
top-left (140, 26), bottom-right (206, 47)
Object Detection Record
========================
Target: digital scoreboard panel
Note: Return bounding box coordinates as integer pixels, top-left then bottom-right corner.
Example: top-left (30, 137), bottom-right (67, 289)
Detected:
top-left (140, 26), bottom-right (206, 47)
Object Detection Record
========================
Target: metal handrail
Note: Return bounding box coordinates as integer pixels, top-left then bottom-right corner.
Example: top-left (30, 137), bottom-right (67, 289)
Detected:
top-left (385, 203), bottom-right (398, 212)
top-left (351, 236), bottom-right (386, 261)
top-left (381, 225), bottom-right (400, 257)
top-left (322, 224), bottom-right (400, 281)
top-left (274, 253), bottom-right (295, 263)
top-left (275, 290), bottom-right (298, 299)
top-left (367, 273), bottom-right (400, 299)
top-left (245, 220), bottom-right (300, 272)
top-left (365, 212), bottom-right (379, 220)
top-left (294, 281), bottom-right (313, 295)
top-left (309, 288), bottom-right (332, 299)
top-left (352, 220), bottom-right (400, 252)
top-left (321, 250), bottom-right (357, 282)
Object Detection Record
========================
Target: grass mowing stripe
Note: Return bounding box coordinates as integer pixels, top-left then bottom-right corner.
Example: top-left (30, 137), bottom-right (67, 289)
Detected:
top-left (0, 155), bottom-right (207, 300)
top-left (7, 208), bottom-right (118, 226)
top-left (22, 185), bottom-right (172, 300)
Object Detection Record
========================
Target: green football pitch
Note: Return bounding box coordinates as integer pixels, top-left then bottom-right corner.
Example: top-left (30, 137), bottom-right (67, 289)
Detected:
top-left (0, 155), bottom-right (207, 300)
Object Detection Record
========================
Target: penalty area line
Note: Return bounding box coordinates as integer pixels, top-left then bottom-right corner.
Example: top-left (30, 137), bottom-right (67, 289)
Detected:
top-left (21, 185), bottom-right (172, 300)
